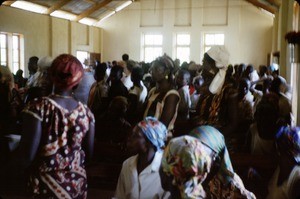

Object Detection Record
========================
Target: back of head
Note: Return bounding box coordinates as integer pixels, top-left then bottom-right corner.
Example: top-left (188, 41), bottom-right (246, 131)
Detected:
top-left (126, 60), bottom-right (136, 73)
top-left (255, 93), bottom-right (280, 139)
top-left (276, 126), bottom-right (300, 164)
top-left (270, 76), bottom-right (286, 94)
top-left (95, 62), bottom-right (107, 81)
top-left (28, 56), bottom-right (39, 74)
top-left (108, 96), bottom-right (128, 116)
top-left (131, 66), bottom-right (144, 83)
top-left (0, 65), bottom-right (14, 90)
top-left (50, 54), bottom-right (84, 90)
top-left (37, 56), bottom-right (53, 72)
top-left (161, 135), bottom-right (211, 198)
top-left (110, 65), bottom-right (123, 81)
top-left (122, 53), bottom-right (129, 61)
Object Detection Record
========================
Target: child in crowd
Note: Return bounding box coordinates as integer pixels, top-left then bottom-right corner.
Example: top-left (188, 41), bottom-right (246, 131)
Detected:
top-left (175, 69), bottom-right (191, 120)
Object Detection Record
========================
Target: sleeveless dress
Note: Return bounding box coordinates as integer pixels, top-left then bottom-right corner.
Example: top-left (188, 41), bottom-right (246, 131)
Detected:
top-left (266, 166), bottom-right (300, 199)
top-left (143, 88), bottom-right (180, 133)
top-left (23, 97), bottom-right (95, 199)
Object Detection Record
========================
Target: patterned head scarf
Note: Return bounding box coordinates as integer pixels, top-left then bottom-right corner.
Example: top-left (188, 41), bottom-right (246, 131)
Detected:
top-left (276, 126), bottom-right (300, 164)
top-left (206, 46), bottom-right (229, 94)
top-left (189, 125), bottom-right (234, 184)
top-left (50, 54), bottom-right (83, 90)
top-left (161, 135), bottom-right (211, 199)
top-left (137, 117), bottom-right (167, 151)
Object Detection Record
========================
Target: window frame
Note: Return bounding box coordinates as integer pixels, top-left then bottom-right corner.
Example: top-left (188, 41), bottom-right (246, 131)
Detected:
top-left (141, 33), bottom-right (163, 63)
top-left (175, 33), bottom-right (191, 63)
top-left (201, 32), bottom-right (225, 62)
top-left (0, 32), bottom-right (24, 74)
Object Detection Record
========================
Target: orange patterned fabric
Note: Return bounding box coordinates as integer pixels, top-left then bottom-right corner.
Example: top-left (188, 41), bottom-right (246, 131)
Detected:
top-left (23, 97), bottom-right (94, 198)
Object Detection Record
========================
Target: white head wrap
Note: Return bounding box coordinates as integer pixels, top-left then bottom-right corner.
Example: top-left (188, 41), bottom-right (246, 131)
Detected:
top-left (37, 56), bottom-right (53, 72)
top-left (206, 46), bottom-right (230, 94)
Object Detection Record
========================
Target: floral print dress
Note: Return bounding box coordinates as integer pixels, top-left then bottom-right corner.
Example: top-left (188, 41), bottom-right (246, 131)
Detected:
top-left (23, 97), bottom-right (94, 199)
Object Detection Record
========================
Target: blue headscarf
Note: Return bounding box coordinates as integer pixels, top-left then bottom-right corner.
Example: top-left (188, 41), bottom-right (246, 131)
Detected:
top-left (189, 125), bottom-right (234, 184)
top-left (276, 126), bottom-right (300, 164)
top-left (137, 117), bottom-right (167, 151)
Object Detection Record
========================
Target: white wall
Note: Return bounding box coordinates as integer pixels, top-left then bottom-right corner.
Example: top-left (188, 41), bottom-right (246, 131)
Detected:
top-left (0, 6), bottom-right (102, 76)
top-left (99, 0), bottom-right (274, 68)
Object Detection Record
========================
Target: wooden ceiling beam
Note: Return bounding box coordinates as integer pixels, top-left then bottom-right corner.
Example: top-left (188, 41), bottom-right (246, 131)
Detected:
top-left (45, 0), bottom-right (72, 15)
top-left (245, 0), bottom-right (276, 14)
top-left (2, 1), bottom-right (15, 6)
top-left (83, 0), bottom-right (96, 5)
top-left (76, 0), bottom-right (112, 21)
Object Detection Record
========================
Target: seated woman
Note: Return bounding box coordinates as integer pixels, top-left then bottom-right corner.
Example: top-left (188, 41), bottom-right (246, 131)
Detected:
top-left (2, 54), bottom-right (95, 198)
top-left (115, 117), bottom-right (170, 199)
top-left (160, 135), bottom-right (211, 198)
top-left (189, 125), bottom-right (256, 198)
top-left (266, 126), bottom-right (300, 199)
top-left (143, 55), bottom-right (180, 139)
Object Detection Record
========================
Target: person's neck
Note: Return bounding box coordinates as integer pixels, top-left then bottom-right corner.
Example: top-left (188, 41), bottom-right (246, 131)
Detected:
top-left (137, 147), bottom-right (156, 174)
top-left (156, 80), bottom-right (172, 93)
top-left (52, 89), bottom-right (73, 98)
top-left (133, 81), bottom-right (141, 88)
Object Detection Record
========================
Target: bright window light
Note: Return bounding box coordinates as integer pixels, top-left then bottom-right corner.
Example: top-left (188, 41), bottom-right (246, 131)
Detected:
top-left (100, 11), bottom-right (116, 22)
top-left (115, 1), bottom-right (132, 12)
top-left (79, 18), bottom-right (98, 26)
top-left (50, 10), bottom-right (77, 21)
top-left (11, 1), bottom-right (48, 14)
top-left (177, 34), bottom-right (190, 45)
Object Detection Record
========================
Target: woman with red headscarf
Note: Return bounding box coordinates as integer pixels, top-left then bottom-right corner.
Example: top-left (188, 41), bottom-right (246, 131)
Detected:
top-left (4, 54), bottom-right (95, 198)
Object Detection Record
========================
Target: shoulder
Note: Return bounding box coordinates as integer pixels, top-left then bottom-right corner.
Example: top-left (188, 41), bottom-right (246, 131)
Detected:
top-left (122, 155), bottom-right (138, 168)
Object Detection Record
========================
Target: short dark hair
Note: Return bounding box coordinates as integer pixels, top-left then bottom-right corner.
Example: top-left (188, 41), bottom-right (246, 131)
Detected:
top-left (122, 54), bottom-right (129, 61)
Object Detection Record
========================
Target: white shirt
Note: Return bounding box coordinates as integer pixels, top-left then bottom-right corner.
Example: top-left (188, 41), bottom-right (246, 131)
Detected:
top-left (267, 166), bottom-right (300, 199)
top-left (177, 85), bottom-right (191, 120)
top-left (114, 151), bottom-right (170, 199)
top-left (121, 73), bottom-right (133, 90)
top-left (129, 81), bottom-right (148, 109)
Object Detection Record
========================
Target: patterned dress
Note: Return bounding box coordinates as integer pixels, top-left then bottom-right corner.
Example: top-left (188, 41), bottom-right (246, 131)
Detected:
top-left (23, 97), bottom-right (95, 199)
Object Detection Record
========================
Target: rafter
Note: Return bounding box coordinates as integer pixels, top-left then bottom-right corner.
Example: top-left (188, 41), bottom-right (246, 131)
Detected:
top-left (45, 0), bottom-right (72, 15)
top-left (245, 0), bottom-right (277, 14)
top-left (76, 0), bottom-right (112, 21)
top-left (2, 1), bottom-right (15, 6)
top-left (83, 0), bottom-right (96, 4)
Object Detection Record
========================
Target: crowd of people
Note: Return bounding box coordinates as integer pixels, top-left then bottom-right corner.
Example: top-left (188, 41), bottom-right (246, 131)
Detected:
top-left (0, 46), bottom-right (299, 199)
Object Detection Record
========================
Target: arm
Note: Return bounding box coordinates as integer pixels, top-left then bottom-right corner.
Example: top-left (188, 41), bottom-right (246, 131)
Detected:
top-left (220, 94), bottom-right (238, 136)
top-left (160, 94), bottom-right (180, 128)
top-left (83, 122), bottom-right (95, 163)
top-left (12, 113), bottom-right (42, 170)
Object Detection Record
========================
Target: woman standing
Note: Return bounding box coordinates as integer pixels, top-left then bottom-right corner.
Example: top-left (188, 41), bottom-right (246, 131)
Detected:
top-left (11, 54), bottom-right (95, 198)
top-left (143, 55), bottom-right (180, 139)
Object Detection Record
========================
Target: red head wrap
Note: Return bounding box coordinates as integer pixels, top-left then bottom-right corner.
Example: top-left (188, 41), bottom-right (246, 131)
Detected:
top-left (50, 54), bottom-right (83, 90)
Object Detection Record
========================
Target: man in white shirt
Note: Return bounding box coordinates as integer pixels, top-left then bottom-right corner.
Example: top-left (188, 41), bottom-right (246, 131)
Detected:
top-left (114, 117), bottom-right (170, 199)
